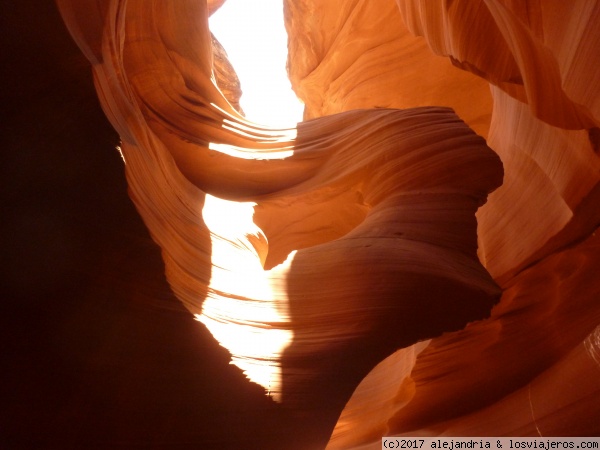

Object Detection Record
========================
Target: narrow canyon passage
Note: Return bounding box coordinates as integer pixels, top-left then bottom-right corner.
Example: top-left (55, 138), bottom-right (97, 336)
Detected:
top-left (2, 1), bottom-right (599, 448)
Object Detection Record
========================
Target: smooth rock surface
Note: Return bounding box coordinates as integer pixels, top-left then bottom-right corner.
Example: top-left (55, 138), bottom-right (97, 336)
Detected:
top-left (54, 2), bottom-right (504, 446)
top-left (3, 0), bottom-right (599, 448)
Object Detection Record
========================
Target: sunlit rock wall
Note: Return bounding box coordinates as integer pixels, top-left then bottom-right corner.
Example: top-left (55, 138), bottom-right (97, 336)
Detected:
top-left (284, 0), bottom-right (493, 138)
top-left (21, 0), bottom-right (598, 449)
top-left (282, 0), bottom-right (600, 447)
top-left (211, 33), bottom-right (244, 114)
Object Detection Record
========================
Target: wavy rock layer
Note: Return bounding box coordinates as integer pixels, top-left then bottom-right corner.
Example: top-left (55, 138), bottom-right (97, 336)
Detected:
top-left (55, 0), bottom-right (505, 447)
top-left (51, 0), bottom-right (600, 447)
top-left (392, 0), bottom-right (600, 283)
top-left (280, 0), bottom-right (600, 447)
top-left (284, 0), bottom-right (493, 138)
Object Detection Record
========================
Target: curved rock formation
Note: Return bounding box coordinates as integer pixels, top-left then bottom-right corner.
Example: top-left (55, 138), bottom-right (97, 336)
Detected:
top-left (211, 33), bottom-right (244, 114)
top-left (284, 0), bottom-right (493, 138)
top-left (6, 0), bottom-right (598, 448)
top-left (281, 0), bottom-right (600, 447)
top-left (54, 0), bottom-right (505, 446)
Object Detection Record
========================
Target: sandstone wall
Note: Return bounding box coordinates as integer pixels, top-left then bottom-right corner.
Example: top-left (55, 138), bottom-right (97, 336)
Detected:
top-left (282, 0), bottom-right (600, 445)
top-left (7, 0), bottom-right (596, 448)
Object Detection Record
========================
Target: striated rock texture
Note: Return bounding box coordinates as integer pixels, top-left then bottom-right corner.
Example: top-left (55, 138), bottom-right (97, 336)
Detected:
top-left (211, 32), bottom-right (244, 115)
top-left (282, 0), bottom-right (600, 446)
top-left (284, 0), bottom-right (493, 138)
top-left (4, 0), bottom-right (598, 449)
top-left (54, 1), bottom-right (505, 446)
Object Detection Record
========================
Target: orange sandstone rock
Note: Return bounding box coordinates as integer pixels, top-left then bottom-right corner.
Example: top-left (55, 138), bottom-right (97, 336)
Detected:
top-left (56, 0), bottom-right (504, 447)
top-left (50, 0), bottom-right (600, 447)
top-left (284, 0), bottom-right (493, 138)
top-left (294, 0), bottom-right (600, 446)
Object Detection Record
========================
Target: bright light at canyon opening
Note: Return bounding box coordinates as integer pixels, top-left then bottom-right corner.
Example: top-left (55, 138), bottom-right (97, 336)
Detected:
top-left (205, 1), bottom-right (300, 401)
top-left (209, 0), bottom-right (304, 127)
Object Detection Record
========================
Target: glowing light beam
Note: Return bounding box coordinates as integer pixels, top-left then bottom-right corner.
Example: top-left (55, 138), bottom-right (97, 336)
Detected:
top-left (209, 0), bottom-right (304, 127)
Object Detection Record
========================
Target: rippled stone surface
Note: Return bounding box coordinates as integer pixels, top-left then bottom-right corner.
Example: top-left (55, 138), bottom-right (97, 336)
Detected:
top-left (3, 1), bottom-right (599, 448)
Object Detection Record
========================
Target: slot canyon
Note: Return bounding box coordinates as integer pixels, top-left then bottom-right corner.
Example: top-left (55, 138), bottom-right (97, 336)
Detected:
top-left (2, 1), bottom-right (599, 448)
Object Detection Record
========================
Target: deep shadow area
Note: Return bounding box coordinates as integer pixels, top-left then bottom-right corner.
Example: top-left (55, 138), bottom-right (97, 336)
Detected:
top-left (0, 3), bottom-right (307, 449)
